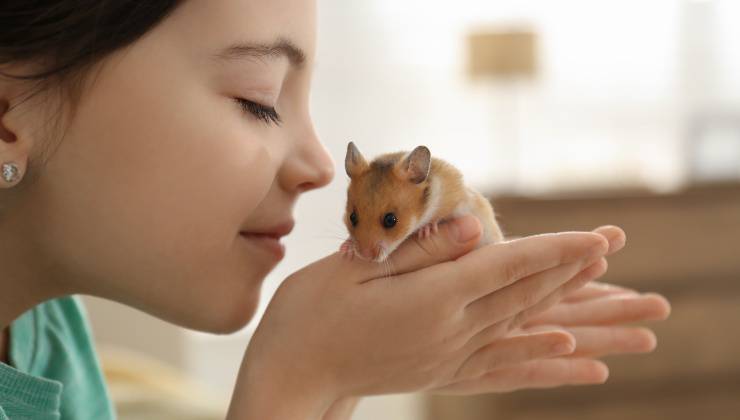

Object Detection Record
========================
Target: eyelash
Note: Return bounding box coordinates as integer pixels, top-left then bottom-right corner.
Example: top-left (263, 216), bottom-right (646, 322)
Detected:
top-left (235, 98), bottom-right (282, 126)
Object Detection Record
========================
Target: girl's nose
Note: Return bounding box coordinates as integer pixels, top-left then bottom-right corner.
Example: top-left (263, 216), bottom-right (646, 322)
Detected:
top-left (280, 130), bottom-right (335, 193)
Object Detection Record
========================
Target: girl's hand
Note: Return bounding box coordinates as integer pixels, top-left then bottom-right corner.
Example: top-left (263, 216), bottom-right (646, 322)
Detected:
top-left (319, 287), bottom-right (670, 419)
top-left (428, 229), bottom-right (671, 396)
top-left (228, 215), bottom-right (614, 419)
top-left (323, 230), bottom-right (668, 420)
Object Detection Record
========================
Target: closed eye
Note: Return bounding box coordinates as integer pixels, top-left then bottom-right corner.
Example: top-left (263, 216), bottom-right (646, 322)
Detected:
top-left (235, 98), bottom-right (282, 125)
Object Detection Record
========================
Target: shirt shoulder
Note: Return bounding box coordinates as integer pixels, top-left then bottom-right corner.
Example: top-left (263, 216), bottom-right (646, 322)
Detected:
top-left (8, 295), bottom-right (116, 420)
top-left (0, 359), bottom-right (62, 420)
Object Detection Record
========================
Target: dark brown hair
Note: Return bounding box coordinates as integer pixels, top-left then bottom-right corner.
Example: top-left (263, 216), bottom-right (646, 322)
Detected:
top-left (0, 1), bottom-right (184, 188)
top-left (1, 1), bottom-right (183, 92)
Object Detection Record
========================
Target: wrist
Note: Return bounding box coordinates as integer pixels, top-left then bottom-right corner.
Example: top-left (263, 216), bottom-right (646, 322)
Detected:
top-left (322, 397), bottom-right (361, 420)
top-left (227, 354), bottom-right (337, 420)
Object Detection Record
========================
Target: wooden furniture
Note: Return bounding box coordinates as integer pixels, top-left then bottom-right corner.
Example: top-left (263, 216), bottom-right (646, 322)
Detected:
top-left (426, 182), bottom-right (740, 420)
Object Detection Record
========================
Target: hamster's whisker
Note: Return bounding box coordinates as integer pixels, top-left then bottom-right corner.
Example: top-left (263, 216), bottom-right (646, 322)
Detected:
top-left (386, 257), bottom-right (397, 279)
top-left (317, 223), bottom-right (354, 248)
top-left (317, 229), bottom-right (349, 238)
top-left (379, 258), bottom-right (390, 278)
top-left (312, 233), bottom-right (347, 239)
top-left (312, 234), bottom-right (351, 244)
top-left (315, 223), bottom-right (350, 239)
top-left (319, 222), bottom-right (350, 235)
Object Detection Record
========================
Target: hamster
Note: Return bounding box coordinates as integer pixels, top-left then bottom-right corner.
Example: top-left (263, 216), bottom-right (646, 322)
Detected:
top-left (341, 141), bottom-right (503, 262)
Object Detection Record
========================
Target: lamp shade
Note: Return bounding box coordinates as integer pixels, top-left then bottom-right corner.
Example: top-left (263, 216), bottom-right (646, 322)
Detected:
top-left (467, 30), bottom-right (538, 80)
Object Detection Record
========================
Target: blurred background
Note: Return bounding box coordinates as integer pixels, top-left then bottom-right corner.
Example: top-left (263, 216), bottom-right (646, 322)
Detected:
top-left (83, 0), bottom-right (740, 418)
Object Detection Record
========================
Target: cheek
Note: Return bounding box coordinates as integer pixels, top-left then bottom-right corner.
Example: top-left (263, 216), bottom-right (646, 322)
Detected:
top-left (37, 49), bottom-right (278, 330)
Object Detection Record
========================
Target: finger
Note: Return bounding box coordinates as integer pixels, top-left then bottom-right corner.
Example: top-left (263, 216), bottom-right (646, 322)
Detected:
top-left (462, 258), bottom-right (608, 350)
top-left (436, 358), bottom-right (609, 395)
top-left (453, 330), bottom-right (575, 381)
top-left (470, 224), bottom-right (621, 284)
top-left (437, 231), bottom-right (609, 303)
top-left (355, 215), bottom-right (483, 280)
top-left (562, 281), bottom-right (638, 304)
top-left (511, 323), bottom-right (570, 336)
top-left (564, 326), bottom-right (657, 358)
top-left (523, 293), bottom-right (671, 328)
top-left (517, 325), bottom-right (658, 357)
top-left (508, 258), bottom-right (610, 329)
top-left (464, 253), bottom-right (606, 332)
top-left (591, 225), bottom-right (626, 256)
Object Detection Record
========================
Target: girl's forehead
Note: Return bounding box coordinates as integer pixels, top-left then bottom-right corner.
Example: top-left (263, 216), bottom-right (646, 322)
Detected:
top-left (167, 0), bottom-right (316, 62)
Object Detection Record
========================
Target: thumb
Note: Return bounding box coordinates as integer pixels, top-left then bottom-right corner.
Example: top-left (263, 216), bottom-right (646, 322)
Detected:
top-left (380, 215), bottom-right (482, 277)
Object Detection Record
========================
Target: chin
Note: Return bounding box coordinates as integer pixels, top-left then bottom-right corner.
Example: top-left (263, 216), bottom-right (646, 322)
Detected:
top-left (190, 292), bottom-right (260, 335)
top-left (177, 273), bottom-right (264, 334)
top-left (175, 252), bottom-right (275, 334)
top-left (212, 303), bottom-right (259, 334)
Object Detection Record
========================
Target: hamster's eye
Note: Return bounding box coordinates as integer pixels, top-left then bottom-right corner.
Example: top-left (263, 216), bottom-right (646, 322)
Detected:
top-left (350, 211), bottom-right (358, 227)
top-left (382, 213), bottom-right (397, 229)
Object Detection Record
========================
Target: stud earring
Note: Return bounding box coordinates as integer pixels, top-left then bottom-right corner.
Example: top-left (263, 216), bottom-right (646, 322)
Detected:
top-left (2, 162), bottom-right (21, 184)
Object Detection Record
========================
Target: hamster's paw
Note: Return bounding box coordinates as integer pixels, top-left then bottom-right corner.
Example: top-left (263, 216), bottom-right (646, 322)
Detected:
top-left (340, 239), bottom-right (355, 260)
top-left (416, 221), bottom-right (439, 240)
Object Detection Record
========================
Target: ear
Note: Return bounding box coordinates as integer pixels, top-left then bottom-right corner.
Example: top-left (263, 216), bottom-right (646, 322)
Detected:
top-left (345, 141), bottom-right (368, 178)
top-left (0, 95), bottom-right (28, 188)
top-left (398, 146), bottom-right (431, 184)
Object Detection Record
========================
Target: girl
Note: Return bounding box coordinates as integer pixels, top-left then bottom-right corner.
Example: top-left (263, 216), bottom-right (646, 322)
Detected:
top-left (0, 1), bottom-right (670, 419)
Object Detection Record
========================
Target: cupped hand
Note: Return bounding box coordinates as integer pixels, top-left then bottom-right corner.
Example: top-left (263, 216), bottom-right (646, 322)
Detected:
top-left (229, 216), bottom-right (616, 419)
top-left (319, 226), bottom-right (670, 420)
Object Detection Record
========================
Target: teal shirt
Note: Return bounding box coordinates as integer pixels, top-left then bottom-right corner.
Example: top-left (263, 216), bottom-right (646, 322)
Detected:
top-left (0, 296), bottom-right (116, 419)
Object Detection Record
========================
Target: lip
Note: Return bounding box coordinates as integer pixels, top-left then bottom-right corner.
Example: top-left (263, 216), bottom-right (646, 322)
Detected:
top-left (241, 220), bottom-right (295, 239)
top-left (239, 220), bottom-right (294, 260)
top-left (240, 233), bottom-right (286, 260)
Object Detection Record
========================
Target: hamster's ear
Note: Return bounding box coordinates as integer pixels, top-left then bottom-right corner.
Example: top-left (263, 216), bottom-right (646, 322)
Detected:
top-left (398, 145), bottom-right (431, 184)
top-left (345, 141), bottom-right (368, 178)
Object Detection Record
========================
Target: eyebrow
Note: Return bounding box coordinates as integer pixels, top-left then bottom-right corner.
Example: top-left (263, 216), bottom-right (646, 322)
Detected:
top-left (212, 38), bottom-right (306, 68)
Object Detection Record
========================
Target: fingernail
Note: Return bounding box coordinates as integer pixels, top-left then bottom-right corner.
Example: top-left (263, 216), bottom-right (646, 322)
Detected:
top-left (605, 235), bottom-right (625, 253)
top-left (595, 226), bottom-right (626, 252)
top-left (630, 330), bottom-right (657, 352)
top-left (552, 342), bottom-right (575, 355)
top-left (589, 239), bottom-right (609, 258)
top-left (451, 216), bottom-right (481, 243)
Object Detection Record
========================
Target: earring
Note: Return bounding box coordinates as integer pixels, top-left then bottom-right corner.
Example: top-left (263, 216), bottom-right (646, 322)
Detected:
top-left (2, 162), bottom-right (21, 184)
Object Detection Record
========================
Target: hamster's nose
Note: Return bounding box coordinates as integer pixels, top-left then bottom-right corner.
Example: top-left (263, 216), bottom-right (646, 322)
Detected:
top-left (358, 247), bottom-right (375, 260)
top-left (371, 244), bottom-right (385, 261)
top-left (358, 244), bottom-right (383, 261)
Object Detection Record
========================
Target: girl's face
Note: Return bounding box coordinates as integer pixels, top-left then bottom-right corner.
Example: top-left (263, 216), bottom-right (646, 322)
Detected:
top-left (7, 0), bottom-right (333, 332)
